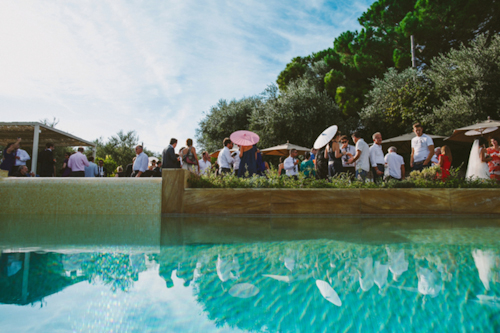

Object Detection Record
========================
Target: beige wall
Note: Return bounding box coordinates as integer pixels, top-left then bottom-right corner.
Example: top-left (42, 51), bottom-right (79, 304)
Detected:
top-left (0, 178), bottom-right (161, 215)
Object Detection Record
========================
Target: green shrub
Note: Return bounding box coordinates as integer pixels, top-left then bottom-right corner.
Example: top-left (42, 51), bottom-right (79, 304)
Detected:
top-left (188, 166), bottom-right (500, 189)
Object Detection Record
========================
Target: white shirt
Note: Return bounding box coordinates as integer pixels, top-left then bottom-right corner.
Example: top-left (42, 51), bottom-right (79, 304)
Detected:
top-left (385, 152), bottom-right (405, 179)
top-left (133, 152), bottom-right (149, 172)
top-left (15, 149), bottom-right (30, 166)
top-left (284, 156), bottom-right (298, 176)
top-left (369, 143), bottom-right (385, 168)
top-left (198, 159), bottom-right (211, 175)
top-left (355, 139), bottom-right (370, 172)
top-left (431, 154), bottom-right (439, 165)
top-left (411, 134), bottom-right (434, 163)
top-left (218, 146), bottom-right (234, 170)
top-left (341, 145), bottom-right (356, 167)
top-left (232, 151), bottom-right (240, 170)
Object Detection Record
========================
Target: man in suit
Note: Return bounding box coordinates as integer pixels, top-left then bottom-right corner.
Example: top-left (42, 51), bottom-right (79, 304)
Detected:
top-left (162, 138), bottom-right (179, 169)
top-left (97, 159), bottom-right (107, 177)
top-left (39, 142), bottom-right (56, 177)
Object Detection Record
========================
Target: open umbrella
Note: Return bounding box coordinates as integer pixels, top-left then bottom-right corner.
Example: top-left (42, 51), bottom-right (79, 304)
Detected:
top-left (230, 130), bottom-right (259, 146)
top-left (261, 141), bottom-right (310, 157)
top-left (380, 133), bottom-right (447, 154)
top-left (209, 148), bottom-right (238, 158)
top-left (465, 126), bottom-right (498, 137)
top-left (313, 125), bottom-right (338, 149)
top-left (446, 117), bottom-right (500, 142)
top-left (148, 156), bottom-right (159, 166)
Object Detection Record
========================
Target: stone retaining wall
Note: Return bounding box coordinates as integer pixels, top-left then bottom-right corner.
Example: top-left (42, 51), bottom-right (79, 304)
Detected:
top-left (162, 169), bottom-right (500, 215)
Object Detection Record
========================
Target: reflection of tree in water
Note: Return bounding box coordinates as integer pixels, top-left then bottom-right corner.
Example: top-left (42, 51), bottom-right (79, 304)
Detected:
top-left (81, 253), bottom-right (143, 292)
top-left (0, 252), bottom-right (79, 306)
top-left (158, 241), bottom-right (499, 332)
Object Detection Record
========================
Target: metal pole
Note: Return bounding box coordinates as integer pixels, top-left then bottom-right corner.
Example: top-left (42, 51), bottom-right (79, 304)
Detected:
top-left (21, 252), bottom-right (30, 304)
top-left (32, 124), bottom-right (40, 175)
top-left (411, 35), bottom-right (416, 68)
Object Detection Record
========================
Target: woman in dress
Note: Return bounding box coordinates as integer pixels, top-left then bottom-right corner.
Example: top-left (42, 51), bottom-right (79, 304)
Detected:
top-left (62, 152), bottom-right (72, 177)
top-left (238, 144), bottom-right (257, 177)
top-left (255, 148), bottom-right (266, 176)
top-left (466, 137), bottom-right (491, 179)
top-left (437, 145), bottom-right (452, 181)
top-left (325, 133), bottom-right (343, 178)
top-left (180, 139), bottom-right (199, 174)
top-left (315, 145), bottom-right (328, 180)
top-left (487, 137), bottom-right (500, 181)
top-left (277, 157), bottom-right (285, 176)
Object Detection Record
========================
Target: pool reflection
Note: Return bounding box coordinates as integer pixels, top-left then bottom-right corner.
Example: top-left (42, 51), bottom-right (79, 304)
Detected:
top-left (1, 215), bottom-right (500, 332)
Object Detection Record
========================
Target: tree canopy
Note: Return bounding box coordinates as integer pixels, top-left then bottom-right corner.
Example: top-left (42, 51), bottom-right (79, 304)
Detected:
top-left (197, 0), bottom-right (500, 151)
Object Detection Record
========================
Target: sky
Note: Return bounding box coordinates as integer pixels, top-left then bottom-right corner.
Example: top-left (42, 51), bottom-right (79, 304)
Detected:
top-left (0, 0), bottom-right (375, 153)
top-left (0, 265), bottom-right (243, 332)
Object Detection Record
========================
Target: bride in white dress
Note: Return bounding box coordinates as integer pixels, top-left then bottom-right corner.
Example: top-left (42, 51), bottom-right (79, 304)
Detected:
top-left (466, 137), bottom-right (491, 179)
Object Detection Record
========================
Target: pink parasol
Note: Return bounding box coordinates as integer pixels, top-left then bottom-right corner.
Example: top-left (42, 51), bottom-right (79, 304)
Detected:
top-left (230, 130), bottom-right (260, 146)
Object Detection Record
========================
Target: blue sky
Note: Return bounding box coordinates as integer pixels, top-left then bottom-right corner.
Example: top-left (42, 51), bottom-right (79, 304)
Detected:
top-left (0, 0), bottom-right (375, 153)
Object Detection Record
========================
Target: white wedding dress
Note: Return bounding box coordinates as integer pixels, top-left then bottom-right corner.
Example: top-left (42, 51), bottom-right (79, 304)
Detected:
top-left (466, 139), bottom-right (490, 179)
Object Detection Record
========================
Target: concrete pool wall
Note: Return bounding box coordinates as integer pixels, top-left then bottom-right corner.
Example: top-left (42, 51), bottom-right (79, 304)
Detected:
top-left (1, 170), bottom-right (500, 215)
top-left (0, 177), bottom-right (161, 215)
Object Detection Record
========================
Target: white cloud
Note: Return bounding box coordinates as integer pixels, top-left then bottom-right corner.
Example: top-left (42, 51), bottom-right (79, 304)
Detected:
top-left (0, 0), bottom-right (374, 153)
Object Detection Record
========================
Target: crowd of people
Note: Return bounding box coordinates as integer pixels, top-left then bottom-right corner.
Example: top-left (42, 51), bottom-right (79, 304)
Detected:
top-left (190, 122), bottom-right (453, 182)
top-left (2, 122), bottom-right (500, 182)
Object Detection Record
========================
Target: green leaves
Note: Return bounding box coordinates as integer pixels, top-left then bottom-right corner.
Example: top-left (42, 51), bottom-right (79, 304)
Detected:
top-left (361, 67), bottom-right (437, 137)
top-left (427, 34), bottom-right (500, 134)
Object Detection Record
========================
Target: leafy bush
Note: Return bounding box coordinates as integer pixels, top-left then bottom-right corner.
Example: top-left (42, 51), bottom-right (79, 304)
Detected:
top-left (188, 166), bottom-right (500, 189)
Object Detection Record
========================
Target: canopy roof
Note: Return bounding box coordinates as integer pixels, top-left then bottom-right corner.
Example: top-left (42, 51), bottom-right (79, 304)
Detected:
top-left (210, 148), bottom-right (238, 158)
top-left (0, 122), bottom-right (96, 148)
top-left (446, 118), bottom-right (500, 142)
top-left (380, 133), bottom-right (447, 154)
top-left (261, 142), bottom-right (310, 156)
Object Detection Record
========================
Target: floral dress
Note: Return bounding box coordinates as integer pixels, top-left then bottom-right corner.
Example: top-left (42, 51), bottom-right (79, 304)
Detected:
top-left (486, 147), bottom-right (500, 181)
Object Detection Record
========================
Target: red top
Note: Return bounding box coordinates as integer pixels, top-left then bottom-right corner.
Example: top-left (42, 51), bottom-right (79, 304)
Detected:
top-left (486, 147), bottom-right (500, 181)
top-left (437, 154), bottom-right (451, 181)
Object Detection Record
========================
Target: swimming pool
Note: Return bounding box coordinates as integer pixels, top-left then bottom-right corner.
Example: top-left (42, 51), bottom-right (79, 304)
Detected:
top-left (1, 215), bottom-right (499, 332)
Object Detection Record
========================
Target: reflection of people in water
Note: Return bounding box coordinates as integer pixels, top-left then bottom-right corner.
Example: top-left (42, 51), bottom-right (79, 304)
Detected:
top-left (473, 249), bottom-right (499, 291)
top-left (387, 247), bottom-right (409, 281)
top-left (217, 255), bottom-right (240, 282)
top-left (159, 261), bottom-right (177, 288)
top-left (357, 256), bottom-right (375, 291)
top-left (417, 267), bottom-right (442, 298)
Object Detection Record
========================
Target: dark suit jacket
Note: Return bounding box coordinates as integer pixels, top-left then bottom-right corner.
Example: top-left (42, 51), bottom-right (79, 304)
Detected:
top-left (125, 163), bottom-right (133, 177)
top-left (162, 146), bottom-right (179, 168)
top-left (97, 166), bottom-right (108, 177)
top-left (39, 149), bottom-right (55, 176)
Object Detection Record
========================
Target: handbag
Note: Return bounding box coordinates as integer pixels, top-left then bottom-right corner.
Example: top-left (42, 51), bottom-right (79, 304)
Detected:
top-left (183, 148), bottom-right (197, 165)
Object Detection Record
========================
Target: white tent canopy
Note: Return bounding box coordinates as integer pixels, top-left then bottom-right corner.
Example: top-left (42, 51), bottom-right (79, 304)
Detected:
top-left (0, 122), bottom-right (96, 174)
top-left (261, 142), bottom-right (311, 156)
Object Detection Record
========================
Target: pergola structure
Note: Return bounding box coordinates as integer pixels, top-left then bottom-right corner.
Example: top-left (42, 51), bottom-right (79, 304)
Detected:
top-left (0, 122), bottom-right (96, 174)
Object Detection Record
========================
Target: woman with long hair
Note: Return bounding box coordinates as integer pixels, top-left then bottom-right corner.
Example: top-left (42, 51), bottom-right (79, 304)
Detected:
top-left (437, 145), bottom-right (452, 181)
top-left (487, 137), bottom-right (500, 181)
top-left (62, 152), bottom-right (72, 177)
top-left (325, 133), bottom-right (343, 178)
top-left (180, 138), bottom-right (199, 174)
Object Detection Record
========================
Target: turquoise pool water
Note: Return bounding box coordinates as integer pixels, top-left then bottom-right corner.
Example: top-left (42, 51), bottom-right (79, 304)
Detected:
top-left (1, 215), bottom-right (500, 332)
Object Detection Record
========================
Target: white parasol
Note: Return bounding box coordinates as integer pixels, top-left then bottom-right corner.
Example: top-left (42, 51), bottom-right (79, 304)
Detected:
top-left (465, 126), bottom-right (498, 137)
top-left (313, 125), bottom-right (338, 149)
